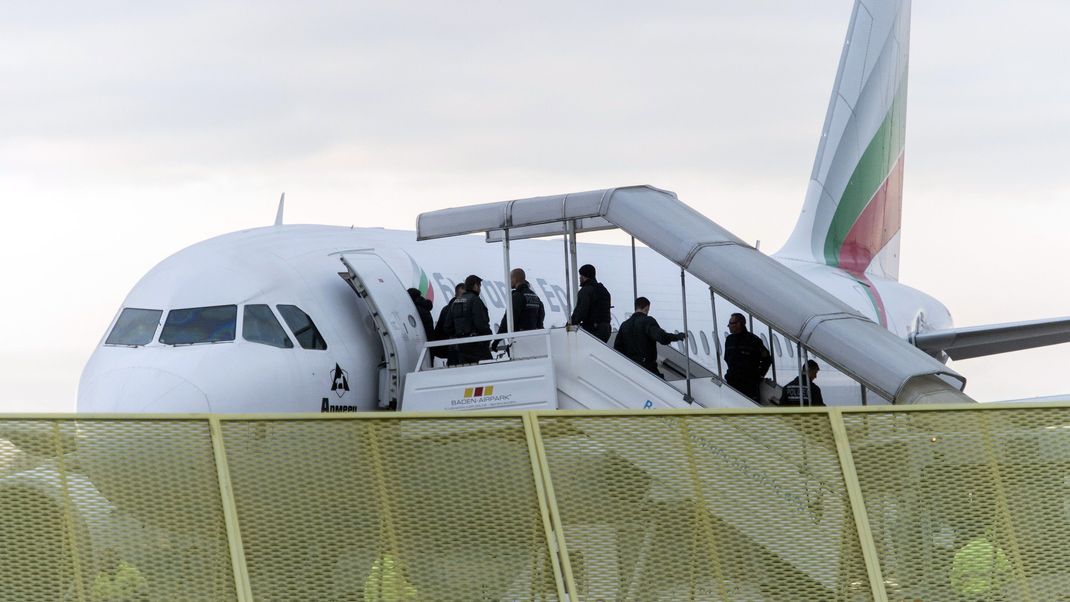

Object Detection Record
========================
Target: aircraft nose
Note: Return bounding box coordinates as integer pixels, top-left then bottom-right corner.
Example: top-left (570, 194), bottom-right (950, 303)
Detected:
top-left (78, 367), bottom-right (211, 413)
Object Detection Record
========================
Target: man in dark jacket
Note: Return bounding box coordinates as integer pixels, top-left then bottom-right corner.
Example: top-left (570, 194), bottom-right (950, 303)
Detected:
top-left (442, 275), bottom-right (492, 365)
top-left (492, 268), bottom-right (545, 352)
top-left (570, 264), bottom-right (612, 342)
top-left (431, 282), bottom-right (466, 360)
top-left (779, 359), bottom-right (825, 406)
top-left (613, 297), bottom-right (686, 378)
top-left (407, 288), bottom-right (434, 340)
top-left (724, 312), bottom-right (772, 402)
top-left (433, 283), bottom-right (466, 339)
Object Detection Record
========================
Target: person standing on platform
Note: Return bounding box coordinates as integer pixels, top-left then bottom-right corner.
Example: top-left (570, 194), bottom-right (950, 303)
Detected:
top-left (407, 288), bottom-right (434, 340)
top-left (724, 312), bottom-right (771, 402)
top-left (570, 264), bottom-right (612, 343)
top-left (613, 297), bottom-right (686, 378)
top-left (443, 275), bottom-right (492, 365)
top-left (431, 282), bottom-right (466, 360)
top-left (779, 359), bottom-right (825, 406)
top-left (492, 268), bottom-right (545, 352)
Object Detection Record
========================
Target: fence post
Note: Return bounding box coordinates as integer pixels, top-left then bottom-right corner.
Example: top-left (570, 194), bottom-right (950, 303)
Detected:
top-left (209, 417), bottom-right (254, 602)
top-left (829, 410), bottom-right (888, 602)
top-left (527, 414), bottom-right (579, 598)
top-left (52, 422), bottom-right (87, 602)
top-left (677, 416), bottom-right (728, 600)
top-left (979, 411), bottom-right (1035, 601)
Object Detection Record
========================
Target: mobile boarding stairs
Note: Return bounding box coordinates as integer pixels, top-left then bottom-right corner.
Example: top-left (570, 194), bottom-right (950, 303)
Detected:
top-left (404, 327), bottom-right (754, 412)
top-left (393, 185), bottom-right (973, 412)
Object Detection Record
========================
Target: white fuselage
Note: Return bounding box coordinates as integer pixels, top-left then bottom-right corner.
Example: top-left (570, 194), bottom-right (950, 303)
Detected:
top-left (78, 225), bottom-right (953, 412)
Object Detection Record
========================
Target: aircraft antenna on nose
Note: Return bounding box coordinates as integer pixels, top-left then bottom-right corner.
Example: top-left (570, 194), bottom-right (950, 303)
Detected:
top-left (274, 193), bottom-right (286, 226)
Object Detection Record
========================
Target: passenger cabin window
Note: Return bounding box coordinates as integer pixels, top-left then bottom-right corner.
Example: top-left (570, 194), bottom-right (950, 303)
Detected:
top-left (243, 305), bottom-right (293, 349)
top-left (160, 305), bottom-right (237, 345)
top-left (687, 331), bottom-right (697, 355)
top-left (772, 333), bottom-right (783, 357)
top-left (106, 308), bottom-right (163, 346)
top-left (700, 331), bottom-right (710, 355)
top-left (277, 305), bottom-right (328, 350)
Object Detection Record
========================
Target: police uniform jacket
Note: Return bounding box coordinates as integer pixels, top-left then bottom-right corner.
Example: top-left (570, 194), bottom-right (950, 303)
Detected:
top-left (444, 289), bottom-right (492, 363)
top-left (433, 298), bottom-right (456, 341)
top-left (445, 290), bottom-right (491, 338)
top-left (429, 297), bottom-right (457, 359)
top-left (779, 376), bottom-right (824, 406)
top-left (613, 312), bottom-right (679, 373)
top-left (497, 281), bottom-right (545, 333)
top-left (571, 278), bottom-right (611, 337)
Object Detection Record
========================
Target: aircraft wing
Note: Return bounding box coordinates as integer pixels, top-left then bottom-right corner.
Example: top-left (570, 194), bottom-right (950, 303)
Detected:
top-left (990, 394), bottom-right (1070, 404)
top-left (914, 316), bottom-right (1070, 360)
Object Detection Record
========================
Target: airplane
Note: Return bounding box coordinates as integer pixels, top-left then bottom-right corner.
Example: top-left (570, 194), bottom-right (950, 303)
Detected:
top-left (77, 0), bottom-right (1070, 414)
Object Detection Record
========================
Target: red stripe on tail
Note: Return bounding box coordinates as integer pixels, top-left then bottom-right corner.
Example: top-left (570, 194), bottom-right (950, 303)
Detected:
top-left (837, 154), bottom-right (905, 274)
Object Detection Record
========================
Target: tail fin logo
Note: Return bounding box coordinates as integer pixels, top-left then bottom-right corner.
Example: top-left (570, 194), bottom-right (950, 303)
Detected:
top-left (823, 86), bottom-right (907, 277)
top-left (779, 0), bottom-right (911, 286)
top-left (405, 252), bottom-right (434, 303)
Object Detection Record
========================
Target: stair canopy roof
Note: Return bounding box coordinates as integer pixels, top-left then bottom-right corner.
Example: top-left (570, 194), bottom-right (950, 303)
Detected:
top-left (415, 185), bottom-right (969, 404)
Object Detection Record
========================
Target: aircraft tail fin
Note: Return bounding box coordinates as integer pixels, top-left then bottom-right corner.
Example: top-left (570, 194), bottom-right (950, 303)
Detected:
top-left (274, 193), bottom-right (286, 226)
top-left (777, 0), bottom-right (911, 281)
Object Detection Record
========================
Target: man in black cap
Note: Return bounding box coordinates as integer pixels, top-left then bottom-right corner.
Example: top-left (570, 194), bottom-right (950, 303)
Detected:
top-left (570, 264), bottom-right (612, 342)
top-left (442, 275), bottom-right (492, 365)
top-left (779, 359), bottom-right (825, 406)
top-left (492, 268), bottom-right (545, 352)
top-left (613, 297), bottom-right (686, 377)
top-left (724, 312), bottom-right (772, 402)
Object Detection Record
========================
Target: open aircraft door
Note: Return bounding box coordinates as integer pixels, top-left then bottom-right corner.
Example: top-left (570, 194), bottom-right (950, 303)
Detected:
top-left (339, 253), bottom-right (427, 410)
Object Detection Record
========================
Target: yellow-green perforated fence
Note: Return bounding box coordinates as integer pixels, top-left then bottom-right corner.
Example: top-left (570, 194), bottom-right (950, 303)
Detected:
top-left (0, 405), bottom-right (1068, 601)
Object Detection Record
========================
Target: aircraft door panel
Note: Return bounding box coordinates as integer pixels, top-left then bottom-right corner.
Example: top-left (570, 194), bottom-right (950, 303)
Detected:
top-left (339, 253), bottom-right (427, 410)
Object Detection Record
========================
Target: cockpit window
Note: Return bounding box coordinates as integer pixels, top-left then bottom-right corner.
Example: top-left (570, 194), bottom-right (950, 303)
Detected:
top-left (160, 305), bottom-right (237, 345)
top-left (276, 305), bottom-right (328, 350)
top-left (105, 308), bottom-right (163, 346)
top-left (243, 305), bottom-right (293, 349)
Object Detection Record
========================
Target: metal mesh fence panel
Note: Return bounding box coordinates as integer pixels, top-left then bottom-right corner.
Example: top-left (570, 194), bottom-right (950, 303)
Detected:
top-left (844, 407), bottom-right (1070, 602)
top-left (6, 407), bottom-right (1070, 601)
top-left (221, 416), bottom-right (560, 601)
top-left (0, 419), bottom-right (237, 601)
top-left (536, 413), bottom-right (873, 601)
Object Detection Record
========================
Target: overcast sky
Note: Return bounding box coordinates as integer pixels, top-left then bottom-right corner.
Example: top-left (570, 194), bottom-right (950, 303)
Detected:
top-left (2, 1), bottom-right (1068, 411)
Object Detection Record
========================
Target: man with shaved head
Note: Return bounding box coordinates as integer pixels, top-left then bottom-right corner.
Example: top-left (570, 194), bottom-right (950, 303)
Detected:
top-left (725, 312), bottom-right (771, 402)
top-left (493, 268), bottom-right (545, 351)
